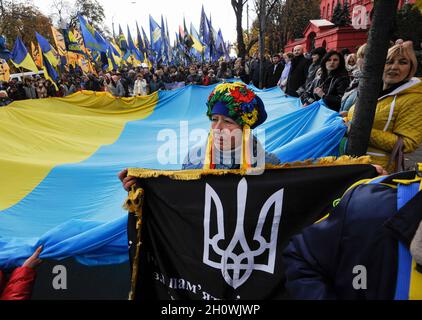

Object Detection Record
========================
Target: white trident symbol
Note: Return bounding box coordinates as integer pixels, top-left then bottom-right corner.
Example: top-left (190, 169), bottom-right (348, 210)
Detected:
top-left (203, 178), bottom-right (284, 289)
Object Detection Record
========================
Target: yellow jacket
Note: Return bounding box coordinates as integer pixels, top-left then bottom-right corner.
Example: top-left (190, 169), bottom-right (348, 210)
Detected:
top-left (348, 78), bottom-right (422, 171)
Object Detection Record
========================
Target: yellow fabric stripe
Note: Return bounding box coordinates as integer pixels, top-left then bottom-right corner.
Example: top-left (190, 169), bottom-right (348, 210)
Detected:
top-left (314, 214), bottom-right (330, 224)
top-left (192, 37), bottom-right (204, 53)
top-left (11, 54), bottom-right (39, 74)
top-left (409, 260), bottom-right (422, 300)
top-left (203, 130), bottom-right (213, 170)
top-left (0, 91), bottom-right (158, 211)
top-left (44, 50), bottom-right (59, 67)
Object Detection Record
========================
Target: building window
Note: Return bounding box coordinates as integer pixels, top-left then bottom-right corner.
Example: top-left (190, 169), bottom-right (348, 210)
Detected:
top-left (327, 4), bottom-right (330, 19)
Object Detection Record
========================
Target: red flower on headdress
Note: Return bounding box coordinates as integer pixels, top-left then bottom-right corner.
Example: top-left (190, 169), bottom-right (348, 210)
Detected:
top-left (231, 87), bottom-right (255, 103)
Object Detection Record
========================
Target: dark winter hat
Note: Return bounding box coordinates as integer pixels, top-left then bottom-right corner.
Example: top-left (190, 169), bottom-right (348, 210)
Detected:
top-left (311, 47), bottom-right (327, 58)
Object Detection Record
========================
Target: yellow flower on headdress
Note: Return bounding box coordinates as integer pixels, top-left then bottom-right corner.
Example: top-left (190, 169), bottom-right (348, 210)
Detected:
top-left (214, 82), bottom-right (244, 94)
top-left (241, 109), bottom-right (259, 127)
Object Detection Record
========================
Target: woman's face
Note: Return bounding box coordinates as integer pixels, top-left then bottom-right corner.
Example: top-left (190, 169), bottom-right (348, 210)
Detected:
top-left (383, 54), bottom-right (411, 87)
top-left (326, 54), bottom-right (340, 72)
top-left (211, 114), bottom-right (242, 151)
top-left (348, 56), bottom-right (356, 66)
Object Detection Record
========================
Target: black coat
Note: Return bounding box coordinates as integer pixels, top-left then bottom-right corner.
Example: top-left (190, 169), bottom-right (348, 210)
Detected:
top-left (285, 55), bottom-right (311, 97)
top-left (300, 72), bottom-right (350, 111)
top-left (250, 59), bottom-right (271, 88)
top-left (265, 63), bottom-right (284, 88)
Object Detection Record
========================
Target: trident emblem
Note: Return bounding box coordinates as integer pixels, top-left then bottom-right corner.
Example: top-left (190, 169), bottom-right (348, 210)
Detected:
top-left (203, 178), bottom-right (284, 289)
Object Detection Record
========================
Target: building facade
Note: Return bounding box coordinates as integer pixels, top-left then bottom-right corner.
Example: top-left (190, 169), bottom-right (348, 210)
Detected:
top-left (284, 0), bottom-right (416, 53)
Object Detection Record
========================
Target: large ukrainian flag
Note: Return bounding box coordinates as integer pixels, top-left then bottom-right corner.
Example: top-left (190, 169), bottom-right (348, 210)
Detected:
top-left (0, 85), bottom-right (346, 269)
top-left (10, 37), bottom-right (39, 73)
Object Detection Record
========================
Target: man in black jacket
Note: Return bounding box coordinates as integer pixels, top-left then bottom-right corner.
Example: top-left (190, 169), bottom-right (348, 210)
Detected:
top-left (265, 54), bottom-right (284, 88)
top-left (285, 45), bottom-right (311, 97)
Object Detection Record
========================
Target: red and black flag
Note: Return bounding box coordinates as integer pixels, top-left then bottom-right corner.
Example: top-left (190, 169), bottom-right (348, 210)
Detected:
top-left (127, 164), bottom-right (377, 300)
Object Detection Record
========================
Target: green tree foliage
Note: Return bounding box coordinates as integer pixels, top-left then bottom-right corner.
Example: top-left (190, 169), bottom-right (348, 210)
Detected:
top-left (394, 4), bottom-right (422, 47)
top-left (332, 1), bottom-right (351, 27)
top-left (341, 0), bottom-right (352, 26)
top-left (331, 2), bottom-right (343, 26)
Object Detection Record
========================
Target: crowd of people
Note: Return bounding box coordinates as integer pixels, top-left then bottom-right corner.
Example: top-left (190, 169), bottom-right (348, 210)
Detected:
top-left (1, 39), bottom-right (421, 108)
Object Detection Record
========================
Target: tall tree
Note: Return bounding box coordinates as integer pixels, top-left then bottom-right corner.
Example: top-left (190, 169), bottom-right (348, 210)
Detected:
top-left (231, 0), bottom-right (248, 59)
top-left (394, 3), bottom-right (422, 46)
top-left (276, 0), bottom-right (320, 50)
top-left (331, 2), bottom-right (344, 26)
top-left (346, 0), bottom-right (399, 156)
top-left (340, 0), bottom-right (352, 27)
top-left (68, 0), bottom-right (105, 31)
top-left (0, 0), bottom-right (53, 48)
top-left (254, 0), bottom-right (279, 88)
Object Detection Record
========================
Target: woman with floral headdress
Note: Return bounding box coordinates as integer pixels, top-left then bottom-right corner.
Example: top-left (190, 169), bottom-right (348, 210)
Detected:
top-left (119, 82), bottom-right (280, 191)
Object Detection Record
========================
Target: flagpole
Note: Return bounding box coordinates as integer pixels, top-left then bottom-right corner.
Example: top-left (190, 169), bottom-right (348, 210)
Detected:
top-left (19, 67), bottom-right (24, 81)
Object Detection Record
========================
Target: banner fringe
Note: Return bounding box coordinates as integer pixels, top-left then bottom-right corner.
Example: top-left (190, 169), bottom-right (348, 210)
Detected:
top-left (127, 156), bottom-right (371, 181)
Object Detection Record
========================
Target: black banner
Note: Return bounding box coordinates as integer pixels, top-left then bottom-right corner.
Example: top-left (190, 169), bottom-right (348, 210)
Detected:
top-left (129, 165), bottom-right (377, 300)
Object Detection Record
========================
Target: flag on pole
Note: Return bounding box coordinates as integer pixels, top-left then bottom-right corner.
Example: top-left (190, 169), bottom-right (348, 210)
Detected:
top-left (117, 25), bottom-right (128, 52)
top-left (63, 29), bottom-right (86, 56)
top-left (41, 54), bottom-right (59, 90)
top-left (136, 22), bottom-right (145, 54)
top-left (10, 37), bottom-right (39, 73)
top-left (190, 23), bottom-right (205, 54)
top-left (127, 25), bottom-right (144, 62)
top-left (78, 15), bottom-right (107, 53)
top-left (183, 18), bottom-right (194, 49)
top-left (0, 35), bottom-right (11, 60)
top-left (35, 32), bottom-right (59, 67)
top-left (51, 27), bottom-right (67, 57)
top-left (149, 15), bottom-right (163, 62)
top-left (31, 42), bottom-right (43, 68)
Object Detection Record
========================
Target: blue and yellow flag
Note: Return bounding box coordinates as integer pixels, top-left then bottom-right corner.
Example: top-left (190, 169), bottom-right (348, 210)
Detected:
top-left (10, 37), bottom-right (39, 73)
top-left (35, 32), bottom-right (59, 67)
top-left (0, 85), bottom-right (348, 269)
top-left (105, 46), bottom-right (118, 71)
top-left (117, 25), bottom-right (128, 52)
top-left (136, 22), bottom-right (145, 54)
top-left (63, 29), bottom-right (86, 56)
top-left (127, 25), bottom-right (144, 62)
top-left (190, 23), bottom-right (205, 54)
top-left (41, 54), bottom-right (59, 90)
top-left (149, 15), bottom-right (163, 60)
top-left (78, 15), bottom-right (107, 53)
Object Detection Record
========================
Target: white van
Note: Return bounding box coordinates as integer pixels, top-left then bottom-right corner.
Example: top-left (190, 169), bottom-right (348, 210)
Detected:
top-left (9, 70), bottom-right (45, 82)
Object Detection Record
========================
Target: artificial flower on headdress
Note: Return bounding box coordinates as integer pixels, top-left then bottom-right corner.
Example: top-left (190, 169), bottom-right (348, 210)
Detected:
top-left (206, 82), bottom-right (267, 129)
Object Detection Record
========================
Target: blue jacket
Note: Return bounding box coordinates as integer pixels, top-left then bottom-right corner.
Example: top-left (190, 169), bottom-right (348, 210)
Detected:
top-left (182, 137), bottom-right (281, 170)
top-left (283, 171), bottom-right (422, 300)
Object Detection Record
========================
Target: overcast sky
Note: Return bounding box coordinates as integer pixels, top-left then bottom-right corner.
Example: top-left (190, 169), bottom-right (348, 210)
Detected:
top-left (32, 0), bottom-right (256, 44)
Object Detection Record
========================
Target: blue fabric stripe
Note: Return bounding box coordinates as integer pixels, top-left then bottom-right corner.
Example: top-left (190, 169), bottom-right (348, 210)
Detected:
top-left (394, 182), bottom-right (420, 300)
top-left (11, 37), bottom-right (29, 64)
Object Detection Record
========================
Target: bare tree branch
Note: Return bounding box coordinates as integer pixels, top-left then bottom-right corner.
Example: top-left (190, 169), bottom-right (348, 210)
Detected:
top-left (265, 0), bottom-right (280, 20)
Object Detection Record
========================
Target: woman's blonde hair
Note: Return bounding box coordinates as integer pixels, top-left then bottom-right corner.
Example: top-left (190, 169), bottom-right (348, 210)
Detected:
top-left (386, 41), bottom-right (418, 81)
top-left (356, 43), bottom-right (367, 60)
